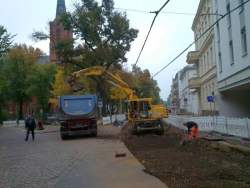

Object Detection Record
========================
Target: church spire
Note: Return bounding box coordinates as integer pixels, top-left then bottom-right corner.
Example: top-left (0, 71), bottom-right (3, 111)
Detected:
top-left (56, 0), bottom-right (66, 17)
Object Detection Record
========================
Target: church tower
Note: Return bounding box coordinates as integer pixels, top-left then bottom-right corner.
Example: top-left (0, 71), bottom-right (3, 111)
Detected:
top-left (50, 0), bottom-right (73, 63)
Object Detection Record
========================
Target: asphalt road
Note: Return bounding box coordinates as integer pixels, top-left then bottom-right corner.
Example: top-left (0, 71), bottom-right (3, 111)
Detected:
top-left (0, 125), bottom-right (168, 188)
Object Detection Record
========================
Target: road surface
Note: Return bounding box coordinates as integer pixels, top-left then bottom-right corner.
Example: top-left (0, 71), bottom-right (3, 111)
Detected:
top-left (0, 125), bottom-right (168, 188)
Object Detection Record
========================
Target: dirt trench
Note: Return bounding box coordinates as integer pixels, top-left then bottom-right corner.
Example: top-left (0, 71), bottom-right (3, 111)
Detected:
top-left (121, 124), bottom-right (250, 188)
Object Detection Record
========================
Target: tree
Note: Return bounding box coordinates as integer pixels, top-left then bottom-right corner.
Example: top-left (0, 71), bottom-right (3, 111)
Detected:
top-left (3, 45), bottom-right (41, 120)
top-left (0, 25), bottom-right (15, 57)
top-left (0, 26), bottom-right (15, 122)
top-left (32, 0), bottom-right (138, 110)
top-left (28, 63), bottom-right (56, 120)
top-left (118, 65), bottom-right (162, 104)
top-left (33, 0), bottom-right (138, 69)
top-left (61, 0), bottom-right (138, 68)
top-left (0, 58), bottom-right (8, 122)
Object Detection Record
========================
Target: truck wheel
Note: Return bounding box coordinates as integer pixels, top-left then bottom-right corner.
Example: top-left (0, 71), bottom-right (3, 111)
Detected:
top-left (92, 131), bottom-right (97, 137)
top-left (61, 133), bottom-right (68, 140)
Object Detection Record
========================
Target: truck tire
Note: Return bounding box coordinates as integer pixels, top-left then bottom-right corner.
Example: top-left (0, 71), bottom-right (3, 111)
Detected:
top-left (92, 131), bottom-right (97, 137)
top-left (61, 133), bottom-right (68, 140)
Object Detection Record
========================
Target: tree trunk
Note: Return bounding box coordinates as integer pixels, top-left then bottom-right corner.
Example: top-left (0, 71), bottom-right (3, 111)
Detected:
top-left (95, 77), bottom-right (109, 116)
top-left (17, 100), bottom-right (23, 124)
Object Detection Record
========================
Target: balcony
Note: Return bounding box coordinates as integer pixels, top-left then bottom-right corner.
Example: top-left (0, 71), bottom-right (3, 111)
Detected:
top-left (186, 51), bottom-right (199, 64)
top-left (188, 77), bottom-right (201, 89)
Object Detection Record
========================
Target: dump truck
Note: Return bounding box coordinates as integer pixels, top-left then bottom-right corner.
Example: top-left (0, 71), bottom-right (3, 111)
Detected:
top-left (58, 95), bottom-right (98, 140)
top-left (68, 66), bottom-right (168, 135)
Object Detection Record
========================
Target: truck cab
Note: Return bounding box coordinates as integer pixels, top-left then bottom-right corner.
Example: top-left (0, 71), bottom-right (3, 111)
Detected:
top-left (58, 95), bottom-right (98, 140)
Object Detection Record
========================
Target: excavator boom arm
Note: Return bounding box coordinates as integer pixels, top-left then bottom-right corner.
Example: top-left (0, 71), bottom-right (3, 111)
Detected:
top-left (70, 66), bottom-right (137, 99)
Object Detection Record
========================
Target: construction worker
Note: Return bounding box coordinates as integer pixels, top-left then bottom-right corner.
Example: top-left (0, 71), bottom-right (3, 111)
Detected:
top-left (183, 121), bottom-right (199, 141)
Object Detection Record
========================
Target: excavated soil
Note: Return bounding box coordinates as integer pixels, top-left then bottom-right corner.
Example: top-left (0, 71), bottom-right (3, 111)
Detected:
top-left (121, 124), bottom-right (250, 188)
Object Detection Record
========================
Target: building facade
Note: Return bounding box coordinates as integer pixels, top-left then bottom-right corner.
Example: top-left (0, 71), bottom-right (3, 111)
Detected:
top-left (187, 0), bottom-right (219, 116)
top-left (169, 73), bottom-right (180, 114)
top-left (168, 66), bottom-right (199, 115)
top-left (213, 0), bottom-right (250, 117)
top-left (50, 0), bottom-right (73, 63)
top-left (179, 66), bottom-right (199, 115)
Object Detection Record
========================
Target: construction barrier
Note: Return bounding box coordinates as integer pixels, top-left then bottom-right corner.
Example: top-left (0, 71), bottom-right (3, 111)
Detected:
top-left (164, 115), bottom-right (250, 139)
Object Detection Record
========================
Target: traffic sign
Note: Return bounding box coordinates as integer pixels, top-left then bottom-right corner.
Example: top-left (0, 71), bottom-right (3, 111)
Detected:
top-left (207, 96), bottom-right (214, 103)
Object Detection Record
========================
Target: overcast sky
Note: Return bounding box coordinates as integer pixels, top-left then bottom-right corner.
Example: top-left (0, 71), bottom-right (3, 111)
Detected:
top-left (0, 0), bottom-right (199, 100)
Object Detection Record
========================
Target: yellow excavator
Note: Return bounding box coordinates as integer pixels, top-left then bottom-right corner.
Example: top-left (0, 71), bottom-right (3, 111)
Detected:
top-left (68, 66), bottom-right (168, 134)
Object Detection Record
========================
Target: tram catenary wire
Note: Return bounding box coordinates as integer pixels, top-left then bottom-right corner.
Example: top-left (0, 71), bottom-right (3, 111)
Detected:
top-left (152, 0), bottom-right (250, 78)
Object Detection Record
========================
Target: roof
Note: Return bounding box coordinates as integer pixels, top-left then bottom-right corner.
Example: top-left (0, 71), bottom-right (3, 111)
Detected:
top-left (56, 0), bottom-right (66, 18)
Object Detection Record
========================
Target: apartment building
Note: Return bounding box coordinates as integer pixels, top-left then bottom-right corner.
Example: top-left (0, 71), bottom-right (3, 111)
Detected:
top-left (168, 66), bottom-right (199, 115)
top-left (179, 66), bottom-right (199, 115)
top-left (187, 0), bottom-right (219, 115)
top-left (169, 73), bottom-right (180, 114)
top-left (213, 0), bottom-right (250, 117)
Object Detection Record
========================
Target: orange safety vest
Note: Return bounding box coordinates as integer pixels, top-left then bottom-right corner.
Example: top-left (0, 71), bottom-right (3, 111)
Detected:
top-left (188, 126), bottom-right (199, 140)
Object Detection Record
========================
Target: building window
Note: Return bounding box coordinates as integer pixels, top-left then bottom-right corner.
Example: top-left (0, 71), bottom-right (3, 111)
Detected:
top-left (218, 52), bottom-right (222, 73)
top-left (226, 3), bottom-right (231, 27)
top-left (56, 28), bottom-right (61, 40)
top-left (241, 26), bottom-right (248, 56)
top-left (229, 40), bottom-right (235, 65)
top-left (215, 0), bottom-right (218, 10)
top-left (200, 58), bottom-right (203, 75)
top-left (210, 47), bottom-right (213, 64)
top-left (204, 54), bottom-right (206, 73)
top-left (239, 7), bottom-right (245, 27)
top-left (216, 22), bottom-right (221, 44)
top-left (207, 51), bottom-right (209, 63)
top-left (212, 83), bottom-right (215, 96)
top-left (239, 0), bottom-right (244, 13)
top-left (207, 8), bottom-right (211, 26)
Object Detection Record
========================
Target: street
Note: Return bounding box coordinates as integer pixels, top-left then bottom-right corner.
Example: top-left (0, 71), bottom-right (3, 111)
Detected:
top-left (0, 125), bottom-right (167, 188)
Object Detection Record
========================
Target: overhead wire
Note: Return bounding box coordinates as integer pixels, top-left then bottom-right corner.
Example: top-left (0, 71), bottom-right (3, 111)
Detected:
top-left (114, 7), bottom-right (195, 16)
top-left (134, 0), bottom-right (171, 66)
top-left (152, 0), bottom-right (250, 78)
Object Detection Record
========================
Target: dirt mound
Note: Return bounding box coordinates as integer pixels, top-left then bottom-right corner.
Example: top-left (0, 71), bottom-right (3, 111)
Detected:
top-left (121, 124), bottom-right (250, 188)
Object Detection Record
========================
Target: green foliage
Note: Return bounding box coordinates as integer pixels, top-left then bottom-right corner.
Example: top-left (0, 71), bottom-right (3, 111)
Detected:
top-left (3, 45), bottom-right (41, 119)
top-left (28, 64), bottom-right (56, 114)
top-left (120, 65), bottom-right (161, 104)
top-left (60, 0), bottom-right (138, 68)
top-left (0, 58), bottom-right (8, 122)
top-left (31, 1), bottom-right (161, 110)
top-left (0, 25), bottom-right (15, 57)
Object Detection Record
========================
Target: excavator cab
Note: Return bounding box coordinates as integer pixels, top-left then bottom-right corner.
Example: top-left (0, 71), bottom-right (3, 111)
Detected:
top-left (126, 98), bottom-right (153, 120)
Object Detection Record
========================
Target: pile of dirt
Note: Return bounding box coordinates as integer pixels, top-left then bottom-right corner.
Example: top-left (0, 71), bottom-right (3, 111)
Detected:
top-left (121, 124), bottom-right (250, 188)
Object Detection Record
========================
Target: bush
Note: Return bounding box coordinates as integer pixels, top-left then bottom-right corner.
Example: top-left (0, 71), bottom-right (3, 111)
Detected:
top-left (0, 109), bottom-right (8, 124)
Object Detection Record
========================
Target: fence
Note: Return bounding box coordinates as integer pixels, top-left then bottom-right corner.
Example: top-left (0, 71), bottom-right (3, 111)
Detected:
top-left (164, 115), bottom-right (250, 139)
top-left (102, 114), bottom-right (126, 125)
top-left (2, 120), bottom-right (25, 127)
